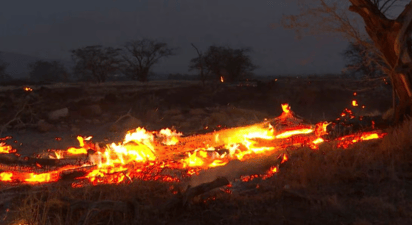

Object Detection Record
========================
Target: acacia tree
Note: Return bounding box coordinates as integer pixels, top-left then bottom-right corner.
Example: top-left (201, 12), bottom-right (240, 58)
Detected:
top-left (71, 45), bottom-right (122, 83)
top-left (28, 60), bottom-right (68, 83)
top-left (283, 0), bottom-right (412, 122)
top-left (122, 39), bottom-right (176, 82)
top-left (189, 45), bottom-right (256, 82)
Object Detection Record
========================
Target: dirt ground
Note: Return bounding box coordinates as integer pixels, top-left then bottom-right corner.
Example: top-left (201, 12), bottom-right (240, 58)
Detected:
top-left (0, 77), bottom-right (392, 156)
top-left (3, 76), bottom-right (411, 225)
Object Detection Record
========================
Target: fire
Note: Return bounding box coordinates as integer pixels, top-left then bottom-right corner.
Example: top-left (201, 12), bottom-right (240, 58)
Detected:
top-left (0, 172), bottom-right (12, 181)
top-left (0, 143), bottom-right (16, 154)
top-left (281, 103), bottom-right (291, 114)
top-left (352, 100), bottom-right (358, 107)
top-left (23, 87), bottom-right (33, 92)
top-left (220, 76), bottom-right (224, 82)
top-left (0, 103), bottom-right (387, 187)
top-left (67, 136), bottom-right (91, 155)
top-left (275, 128), bottom-right (314, 139)
top-left (361, 133), bottom-right (380, 140)
top-left (159, 128), bottom-right (182, 145)
top-left (337, 132), bottom-right (386, 148)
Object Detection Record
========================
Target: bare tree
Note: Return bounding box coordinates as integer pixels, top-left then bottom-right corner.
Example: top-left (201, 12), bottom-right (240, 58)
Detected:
top-left (122, 39), bottom-right (176, 82)
top-left (190, 43), bottom-right (209, 86)
top-left (189, 45), bottom-right (257, 83)
top-left (71, 45), bottom-right (122, 83)
top-left (282, 0), bottom-right (412, 122)
top-left (342, 41), bottom-right (385, 79)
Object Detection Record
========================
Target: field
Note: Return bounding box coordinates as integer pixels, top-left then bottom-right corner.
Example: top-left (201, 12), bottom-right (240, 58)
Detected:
top-left (1, 76), bottom-right (411, 225)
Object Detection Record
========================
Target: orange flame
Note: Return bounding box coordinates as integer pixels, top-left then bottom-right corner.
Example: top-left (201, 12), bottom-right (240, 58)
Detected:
top-left (0, 143), bottom-right (16, 154)
top-left (0, 103), bottom-right (387, 186)
top-left (281, 104), bottom-right (291, 114)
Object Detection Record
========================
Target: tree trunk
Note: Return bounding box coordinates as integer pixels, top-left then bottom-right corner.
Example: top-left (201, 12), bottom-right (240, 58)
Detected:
top-left (349, 0), bottom-right (412, 122)
top-left (191, 43), bottom-right (206, 86)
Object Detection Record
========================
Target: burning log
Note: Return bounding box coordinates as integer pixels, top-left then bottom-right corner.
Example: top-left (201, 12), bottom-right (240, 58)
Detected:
top-left (163, 177), bottom-right (229, 210)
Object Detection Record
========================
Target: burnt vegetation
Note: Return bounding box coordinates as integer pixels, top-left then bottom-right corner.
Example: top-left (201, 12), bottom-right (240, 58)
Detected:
top-left (1, 1), bottom-right (412, 225)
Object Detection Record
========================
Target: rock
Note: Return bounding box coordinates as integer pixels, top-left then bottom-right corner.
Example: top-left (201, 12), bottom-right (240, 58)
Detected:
top-left (37, 120), bottom-right (54, 132)
top-left (48, 108), bottom-right (69, 121)
top-left (80, 104), bottom-right (102, 117)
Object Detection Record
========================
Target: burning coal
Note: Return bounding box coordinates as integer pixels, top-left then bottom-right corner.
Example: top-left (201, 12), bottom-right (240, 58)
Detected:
top-left (0, 104), bottom-right (386, 187)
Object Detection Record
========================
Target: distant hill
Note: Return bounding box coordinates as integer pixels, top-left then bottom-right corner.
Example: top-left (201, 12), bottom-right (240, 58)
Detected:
top-left (0, 51), bottom-right (73, 79)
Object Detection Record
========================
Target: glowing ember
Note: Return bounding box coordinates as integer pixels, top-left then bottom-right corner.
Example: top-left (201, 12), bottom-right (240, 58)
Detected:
top-left (352, 100), bottom-right (358, 107)
top-left (0, 172), bottom-right (12, 181)
top-left (220, 76), bottom-right (224, 82)
top-left (23, 87), bottom-right (33, 92)
top-left (159, 128), bottom-right (182, 145)
top-left (312, 137), bottom-right (324, 145)
top-left (0, 103), bottom-right (387, 187)
top-left (275, 127), bottom-right (314, 139)
top-left (281, 103), bottom-right (291, 114)
top-left (337, 132), bottom-right (386, 148)
top-left (361, 133), bottom-right (380, 141)
top-left (0, 143), bottom-right (16, 154)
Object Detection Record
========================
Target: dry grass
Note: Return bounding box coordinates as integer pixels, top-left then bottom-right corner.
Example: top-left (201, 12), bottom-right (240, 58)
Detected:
top-left (2, 119), bottom-right (412, 225)
top-left (0, 78), bottom-right (404, 224)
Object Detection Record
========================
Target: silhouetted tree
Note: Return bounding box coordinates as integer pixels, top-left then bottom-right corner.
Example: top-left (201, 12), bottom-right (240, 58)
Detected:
top-left (28, 60), bottom-right (68, 83)
top-left (71, 45), bottom-right (122, 83)
top-left (190, 43), bottom-right (209, 85)
top-left (122, 39), bottom-right (176, 82)
top-left (342, 41), bottom-right (384, 79)
top-left (282, 0), bottom-right (412, 122)
top-left (189, 46), bottom-right (256, 82)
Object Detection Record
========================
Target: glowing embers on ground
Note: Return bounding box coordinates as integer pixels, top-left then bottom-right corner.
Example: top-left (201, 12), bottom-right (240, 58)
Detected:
top-left (337, 131), bottom-right (386, 149)
top-left (0, 103), bottom-right (387, 186)
top-left (0, 142), bottom-right (16, 154)
top-left (0, 165), bottom-right (83, 184)
top-left (0, 136), bottom-right (16, 154)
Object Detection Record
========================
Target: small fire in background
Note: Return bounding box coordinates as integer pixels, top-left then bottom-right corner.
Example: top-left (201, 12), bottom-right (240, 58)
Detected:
top-left (220, 76), bottom-right (224, 83)
top-left (23, 87), bottom-right (33, 92)
top-left (352, 92), bottom-right (359, 107)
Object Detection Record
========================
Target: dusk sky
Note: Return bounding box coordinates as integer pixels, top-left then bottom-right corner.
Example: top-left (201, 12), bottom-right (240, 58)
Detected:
top-left (0, 0), bottom-right (348, 76)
